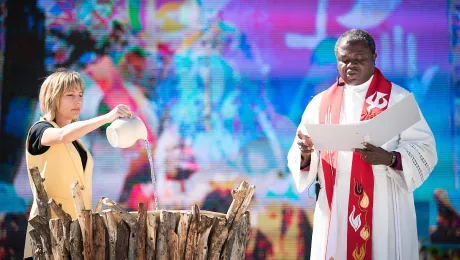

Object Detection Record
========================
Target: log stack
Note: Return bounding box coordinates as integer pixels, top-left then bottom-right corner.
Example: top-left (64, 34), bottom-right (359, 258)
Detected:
top-left (28, 167), bottom-right (255, 260)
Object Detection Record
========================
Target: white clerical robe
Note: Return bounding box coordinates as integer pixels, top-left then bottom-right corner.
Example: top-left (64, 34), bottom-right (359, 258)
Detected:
top-left (287, 76), bottom-right (437, 260)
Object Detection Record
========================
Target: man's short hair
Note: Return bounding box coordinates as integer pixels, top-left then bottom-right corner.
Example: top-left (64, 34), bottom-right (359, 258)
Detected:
top-left (334, 29), bottom-right (376, 55)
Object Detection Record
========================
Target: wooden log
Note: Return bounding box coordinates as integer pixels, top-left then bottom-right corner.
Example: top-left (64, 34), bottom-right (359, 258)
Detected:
top-left (102, 198), bottom-right (137, 227)
top-left (221, 212), bottom-right (250, 260)
top-left (102, 198), bottom-right (138, 259)
top-left (30, 167), bottom-right (51, 220)
top-left (234, 185), bottom-right (255, 222)
top-left (80, 210), bottom-right (93, 260)
top-left (48, 199), bottom-right (71, 222)
top-left (146, 212), bottom-right (158, 260)
top-left (178, 212), bottom-right (191, 260)
top-left (72, 181), bottom-right (93, 260)
top-left (156, 211), bottom-right (179, 260)
top-left (71, 181), bottom-right (86, 215)
top-left (101, 210), bottom-right (117, 260)
top-left (29, 229), bottom-right (46, 260)
top-left (128, 218), bottom-right (139, 260)
top-left (196, 215), bottom-right (214, 260)
top-left (49, 218), bottom-right (69, 260)
top-left (61, 219), bottom-right (71, 254)
top-left (235, 212), bottom-right (251, 260)
top-left (29, 215), bottom-right (53, 260)
top-left (220, 221), bottom-right (238, 260)
top-left (207, 217), bottom-right (228, 260)
top-left (126, 204), bottom-right (147, 260)
top-left (49, 198), bottom-right (72, 253)
top-left (93, 213), bottom-right (107, 260)
top-left (168, 229), bottom-right (179, 260)
top-left (95, 197), bottom-right (105, 213)
top-left (115, 220), bottom-right (129, 260)
top-left (69, 220), bottom-right (84, 260)
top-left (136, 203), bottom-right (147, 260)
top-left (225, 181), bottom-right (249, 228)
top-left (220, 182), bottom-right (255, 260)
top-left (29, 168), bottom-right (53, 260)
top-left (231, 189), bottom-right (237, 199)
top-left (184, 205), bottom-right (200, 260)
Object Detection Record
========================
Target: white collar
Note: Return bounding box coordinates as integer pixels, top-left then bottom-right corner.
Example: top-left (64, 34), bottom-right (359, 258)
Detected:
top-left (345, 74), bottom-right (374, 92)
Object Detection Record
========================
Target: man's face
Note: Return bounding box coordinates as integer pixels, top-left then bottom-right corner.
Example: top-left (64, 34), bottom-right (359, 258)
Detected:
top-left (336, 39), bottom-right (376, 86)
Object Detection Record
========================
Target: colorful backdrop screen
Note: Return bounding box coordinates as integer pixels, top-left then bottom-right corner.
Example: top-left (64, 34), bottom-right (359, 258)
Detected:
top-left (1, 0), bottom-right (458, 258)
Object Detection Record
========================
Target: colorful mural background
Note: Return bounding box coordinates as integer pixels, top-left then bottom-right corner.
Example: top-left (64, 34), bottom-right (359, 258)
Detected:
top-left (0, 0), bottom-right (459, 258)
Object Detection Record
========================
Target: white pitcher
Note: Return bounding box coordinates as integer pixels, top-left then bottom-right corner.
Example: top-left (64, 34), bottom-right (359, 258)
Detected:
top-left (106, 116), bottom-right (148, 148)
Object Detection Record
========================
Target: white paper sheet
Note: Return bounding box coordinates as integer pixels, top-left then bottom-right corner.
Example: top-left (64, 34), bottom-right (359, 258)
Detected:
top-left (304, 94), bottom-right (421, 151)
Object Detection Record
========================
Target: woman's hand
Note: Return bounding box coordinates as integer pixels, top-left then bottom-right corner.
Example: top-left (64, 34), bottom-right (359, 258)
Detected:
top-left (106, 104), bottom-right (133, 123)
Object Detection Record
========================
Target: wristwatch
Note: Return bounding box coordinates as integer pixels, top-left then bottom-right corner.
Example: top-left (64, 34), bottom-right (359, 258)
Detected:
top-left (388, 151), bottom-right (397, 167)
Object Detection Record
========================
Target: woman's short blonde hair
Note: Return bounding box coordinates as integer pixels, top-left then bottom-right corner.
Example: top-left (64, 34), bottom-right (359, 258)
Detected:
top-left (39, 68), bottom-right (85, 120)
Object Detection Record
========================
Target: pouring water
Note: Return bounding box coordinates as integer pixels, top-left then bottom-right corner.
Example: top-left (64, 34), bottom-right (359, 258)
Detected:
top-left (106, 116), bottom-right (159, 210)
top-left (144, 139), bottom-right (159, 210)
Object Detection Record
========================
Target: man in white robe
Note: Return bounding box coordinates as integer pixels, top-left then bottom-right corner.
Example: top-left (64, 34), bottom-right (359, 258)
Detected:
top-left (288, 29), bottom-right (437, 260)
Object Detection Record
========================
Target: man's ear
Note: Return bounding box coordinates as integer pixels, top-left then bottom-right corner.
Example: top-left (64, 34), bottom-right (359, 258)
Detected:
top-left (372, 53), bottom-right (377, 63)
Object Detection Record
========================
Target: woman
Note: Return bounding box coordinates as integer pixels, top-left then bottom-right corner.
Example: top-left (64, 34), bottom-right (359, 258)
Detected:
top-left (23, 68), bottom-right (132, 258)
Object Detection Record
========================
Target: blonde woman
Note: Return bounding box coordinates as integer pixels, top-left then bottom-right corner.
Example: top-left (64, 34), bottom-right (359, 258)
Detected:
top-left (23, 68), bottom-right (132, 259)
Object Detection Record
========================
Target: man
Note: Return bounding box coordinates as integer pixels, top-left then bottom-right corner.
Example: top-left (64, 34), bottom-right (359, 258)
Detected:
top-left (287, 29), bottom-right (437, 260)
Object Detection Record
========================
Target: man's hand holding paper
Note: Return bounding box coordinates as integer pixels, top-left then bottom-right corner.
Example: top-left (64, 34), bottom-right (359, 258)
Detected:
top-left (303, 93), bottom-right (421, 152)
top-left (297, 130), bottom-right (314, 169)
top-left (353, 142), bottom-right (393, 166)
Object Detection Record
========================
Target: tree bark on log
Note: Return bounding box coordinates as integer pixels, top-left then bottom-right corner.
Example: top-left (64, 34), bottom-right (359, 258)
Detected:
top-left (207, 217), bottom-right (228, 260)
top-left (234, 186), bottom-right (255, 222)
top-left (62, 219), bottom-right (71, 254)
top-left (184, 205), bottom-right (200, 260)
top-left (102, 198), bottom-right (138, 260)
top-left (115, 220), bottom-right (129, 260)
top-left (146, 212), bottom-right (158, 260)
top-left (29, 229), bottom-right (46, 260)
top-left (168, 229), bottom-right (179, 260)
top-left (30, 180), bottom-right (255, 260)
top-left (102, 198), bottom-right (137, 227)
top-left (48, 199), bottom-right (71, 221)
top-left (80, 210), bottom-right (93, 260)
top-left (30, 167), bottom-right (51, 220)
top-left (127, 217), bottom-right (139, 260)
top-left (71, 181), bottom-right (93, 260)
top-left (220, 221), bottom-right (238, 260)
top-left (196, 215), bottom-right (214, 260)
top-left (225, 181), bottom-right (249, 228)
top-left (95, 197), bottom-right (105, 213)
top-left (221, 211), bottom-right (250, 260)
top-left (137, 203), bottom-right (147, 260)
top-left (29, 215), bottom-right (53, 260)
top-left (49, 198), bottom-right (71, 253)
top-left (49, 218), bottom-right (69, 260)
top-left (93, 213), bottom-right (107, 260)
top-left (69, 220), bottom-right (84, 260)
top-left (178, 212), bottom-right (191, 260)
top-left (156, 211), bottom-right (179, 260)
top-left (71, 181), bottom-right (86, 214)
top-left (101, 210), bottom-right (117, 260)
top-left (235, 212), bottom-right (251, 260)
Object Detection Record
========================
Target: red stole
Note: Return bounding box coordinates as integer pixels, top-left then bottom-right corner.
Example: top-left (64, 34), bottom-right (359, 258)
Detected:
top-left (319, 68), bottom-right (392, 260)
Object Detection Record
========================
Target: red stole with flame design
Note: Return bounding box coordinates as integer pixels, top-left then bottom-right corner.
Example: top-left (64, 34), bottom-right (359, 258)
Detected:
top-left (319, 68), bottom-right (392, 260)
